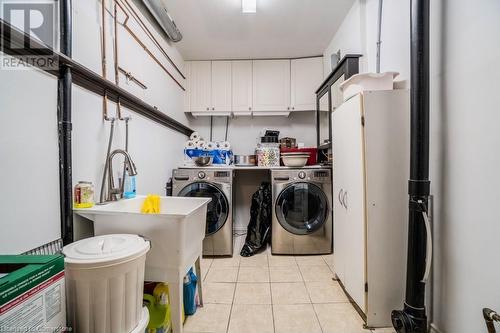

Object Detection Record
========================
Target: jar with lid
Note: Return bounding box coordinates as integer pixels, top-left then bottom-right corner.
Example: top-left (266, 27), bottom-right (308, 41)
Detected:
top-left (256, 136), bottom-right (280, 167)
top-left (74, 181), bottom-right (95, 208)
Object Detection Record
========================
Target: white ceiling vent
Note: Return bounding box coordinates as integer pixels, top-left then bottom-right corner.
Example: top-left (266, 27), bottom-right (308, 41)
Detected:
top-left (142, 0), bottom-right (183, 42)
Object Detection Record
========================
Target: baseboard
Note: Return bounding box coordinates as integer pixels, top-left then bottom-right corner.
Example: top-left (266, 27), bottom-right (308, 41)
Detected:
top-left (430, 323), bottom-right (444, 333)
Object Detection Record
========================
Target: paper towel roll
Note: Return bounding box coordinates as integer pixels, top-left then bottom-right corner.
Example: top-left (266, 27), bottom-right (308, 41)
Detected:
top-left (206, 142), bottom-right (217, 151)
top-left (195, 140), bottom-right (206, 149)
top-left (190, 131), bottom-right (201, 142)
top-left (185, 140), bottom-right (196, 149)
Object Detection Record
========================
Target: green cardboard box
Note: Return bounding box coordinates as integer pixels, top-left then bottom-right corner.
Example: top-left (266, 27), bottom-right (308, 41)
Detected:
top-left (0, 255), bottom-right (66, 332)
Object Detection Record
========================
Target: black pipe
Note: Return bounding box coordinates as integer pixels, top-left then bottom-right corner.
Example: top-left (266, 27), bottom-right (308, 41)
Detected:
top-left (391, 0), bottom-right (430, 332)
top-left (58, 0), bottom-right (73, 245)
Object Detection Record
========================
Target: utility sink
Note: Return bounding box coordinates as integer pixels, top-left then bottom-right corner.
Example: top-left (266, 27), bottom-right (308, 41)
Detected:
top-left (74, 195), bottom-right (211, 281)
top-left (74, 195), bottom-right (211, 333)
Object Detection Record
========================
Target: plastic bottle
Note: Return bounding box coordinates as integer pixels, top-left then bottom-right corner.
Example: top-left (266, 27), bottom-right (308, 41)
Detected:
top-left (123, 167), bottom-right (137, 199)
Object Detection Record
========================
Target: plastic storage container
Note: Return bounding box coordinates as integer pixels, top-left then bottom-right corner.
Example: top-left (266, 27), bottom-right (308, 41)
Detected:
top-left (74, 181), bottom-right (95, 208)
top-left (256, 136), bottom-right (280, 167)
top-left (63, 234), bottom-right (150, 333)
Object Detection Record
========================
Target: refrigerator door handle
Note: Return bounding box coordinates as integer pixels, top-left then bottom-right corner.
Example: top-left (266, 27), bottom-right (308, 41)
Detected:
top-left (338, 189), bottom-right (344, 207)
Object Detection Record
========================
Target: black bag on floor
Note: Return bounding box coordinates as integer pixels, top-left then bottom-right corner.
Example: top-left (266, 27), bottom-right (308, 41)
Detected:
top-left (240, 182), bottom-right (272, 257)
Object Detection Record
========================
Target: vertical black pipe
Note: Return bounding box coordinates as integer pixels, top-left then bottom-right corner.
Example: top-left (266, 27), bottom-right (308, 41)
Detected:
top-left (391, 0), bottom-right (430, 332)
top-left (58, 0), bottom-right (73, 245)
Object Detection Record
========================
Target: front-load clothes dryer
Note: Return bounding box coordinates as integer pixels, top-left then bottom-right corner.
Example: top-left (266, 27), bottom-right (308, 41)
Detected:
top-left (271, 168), bottom-right (333, 255)
top-left (173, 168), bottom-right (233, 256)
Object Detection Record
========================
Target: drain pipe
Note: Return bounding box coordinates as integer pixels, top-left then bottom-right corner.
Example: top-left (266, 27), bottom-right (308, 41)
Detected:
top-left (391, 0), bottom-right (431, 332)
top-left (376, 0), bottom-right (383, 73)
top-left (58, 0), bottom-right (73, 245)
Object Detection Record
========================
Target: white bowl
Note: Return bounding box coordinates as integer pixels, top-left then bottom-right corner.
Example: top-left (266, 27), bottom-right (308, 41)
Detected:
top-left (282, 155), bottom-right (309, 167)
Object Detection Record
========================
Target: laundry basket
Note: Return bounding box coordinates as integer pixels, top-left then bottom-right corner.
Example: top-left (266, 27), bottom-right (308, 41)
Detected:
top-left (63, 234), bottom-right (150, 333)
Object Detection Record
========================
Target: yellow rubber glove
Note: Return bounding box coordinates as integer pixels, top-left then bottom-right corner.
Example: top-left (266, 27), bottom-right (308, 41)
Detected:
top-left (141, 195), bottom-right (161, 214)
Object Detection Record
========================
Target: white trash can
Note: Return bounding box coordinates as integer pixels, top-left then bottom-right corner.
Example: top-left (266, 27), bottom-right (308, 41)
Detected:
top-left (63, 234), bottom-right (150, 333)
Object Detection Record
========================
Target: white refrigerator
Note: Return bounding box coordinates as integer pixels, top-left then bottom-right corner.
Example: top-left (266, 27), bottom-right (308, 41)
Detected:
top-left (332, 89), bottom-right (410, 328)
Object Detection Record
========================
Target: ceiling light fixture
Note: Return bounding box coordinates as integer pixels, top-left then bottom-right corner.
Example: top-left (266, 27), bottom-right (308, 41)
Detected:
top-left (242, 0), bottom-right (256, 13)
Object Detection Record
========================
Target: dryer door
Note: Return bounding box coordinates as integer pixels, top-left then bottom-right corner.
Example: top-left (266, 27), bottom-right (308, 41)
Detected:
top-left (178, 182), bottom-right (229, 236)
top-left (275, 182), bottom-right (329, 235)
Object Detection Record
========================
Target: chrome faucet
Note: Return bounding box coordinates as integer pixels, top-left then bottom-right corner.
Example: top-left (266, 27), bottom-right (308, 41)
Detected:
top-left (99, 149), bottom-right (138, 203)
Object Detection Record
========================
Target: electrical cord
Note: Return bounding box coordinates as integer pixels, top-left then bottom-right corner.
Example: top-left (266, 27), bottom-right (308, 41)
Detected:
top-left (418, 200), bottom-right (432, 283)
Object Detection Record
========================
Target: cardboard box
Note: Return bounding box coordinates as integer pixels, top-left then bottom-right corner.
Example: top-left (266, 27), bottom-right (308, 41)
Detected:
top-left (0, 255), bottom-right (66, 332)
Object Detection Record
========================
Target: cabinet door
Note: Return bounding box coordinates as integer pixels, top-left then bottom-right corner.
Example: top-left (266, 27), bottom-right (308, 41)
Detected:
top-left (232, 60), bottom-right (253, 113)
top-left (332, 94), bottom-right (367, 312)
top-left (211, 61), bottom-right (232, 112)
top-left (183, 62), bottom-right (191, 113)
top-left (291, 57), bottom-right (323, 111)
top-left (190, 61), bottom-right (212, 112)
top-left (252, 59), bottom-right (290, 112)
top-left (332, 113), bottom-right (346, 282)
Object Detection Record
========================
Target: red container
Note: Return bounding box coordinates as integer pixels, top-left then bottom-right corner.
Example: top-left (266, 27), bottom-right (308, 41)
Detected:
top-left (280, 147), bottom-right (318, 166)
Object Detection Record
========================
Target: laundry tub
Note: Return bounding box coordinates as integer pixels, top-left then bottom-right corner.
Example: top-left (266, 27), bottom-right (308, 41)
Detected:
top-left (74, 195), bottom-right (211, 333)
top-left (63, 234), bottom-right (150, 333)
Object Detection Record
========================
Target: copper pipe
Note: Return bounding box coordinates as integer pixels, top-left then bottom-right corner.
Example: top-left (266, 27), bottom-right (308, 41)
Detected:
top-left (101, 0), bottom-right (107, 79)
top-left (103, 91), bottom-right (114, 121)
top-left (120, 0), bottom-right (186, 79)
top-left (113, 0), bottom-right (185, 91)
top-left (113, 1), bottom-right (119, 85)
top-left (118, 66), bottom-right (148, 89)
top-left (122, 19), bottom-right (185, 90)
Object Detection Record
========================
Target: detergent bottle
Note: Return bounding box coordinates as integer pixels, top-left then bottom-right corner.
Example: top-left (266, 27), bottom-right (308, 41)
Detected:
top-left (144, 283), bottom-right (172, 333)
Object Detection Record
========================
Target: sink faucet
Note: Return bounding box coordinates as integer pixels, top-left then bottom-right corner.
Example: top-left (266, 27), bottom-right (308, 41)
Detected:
top-left (99, 149), bottom-right (138, 203)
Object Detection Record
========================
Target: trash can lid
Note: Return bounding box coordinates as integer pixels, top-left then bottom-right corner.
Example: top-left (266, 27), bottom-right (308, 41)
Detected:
top-left (63, 234), bottom-right (150, 266)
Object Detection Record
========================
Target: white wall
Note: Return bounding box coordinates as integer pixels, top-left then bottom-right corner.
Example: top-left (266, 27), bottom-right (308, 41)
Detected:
top-left (71, 0), bottom-right (188, 239)
top-left (429, 1), bottom-right (500, 332)
top-left (323, 0), bottom-right (365, 75)
top-left (0, 0), bottom-right (189, 250)
top-left (322, 0), bottom-right (410, 84)
top-left (0, 66), bottom-right (61, 254)
top-left (324, 0), bottom-right (500, 332)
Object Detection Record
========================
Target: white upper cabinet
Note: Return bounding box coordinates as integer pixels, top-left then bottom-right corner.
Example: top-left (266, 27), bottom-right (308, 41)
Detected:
top-left (252, 59), bottom-right (291, 113)
top-left (186, 57), bottom-right (322, 116)
top-left (183, 62), bottom-right (191, 113)
top-left (211, 61), bottom-right (232, 112)
top-left (189, 61), bottom-right (212, 112)
top-left (232, 60), bottom-right (253, 114)
top-left (291, 57), bottom-right (324, 111)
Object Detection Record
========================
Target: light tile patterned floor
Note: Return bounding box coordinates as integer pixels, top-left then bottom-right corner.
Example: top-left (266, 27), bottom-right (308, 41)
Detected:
top-left (184, 236), bottom-right (395, 333)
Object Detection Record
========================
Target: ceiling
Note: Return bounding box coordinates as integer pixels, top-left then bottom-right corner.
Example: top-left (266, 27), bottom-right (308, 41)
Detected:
top-left (162, 0), bottom-right (355, 60)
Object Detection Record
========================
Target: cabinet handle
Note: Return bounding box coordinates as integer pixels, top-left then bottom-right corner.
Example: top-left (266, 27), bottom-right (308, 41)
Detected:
top-left (338, 189), bottom-right (344, 207)
top-left (249, 107), bottom-right (252, 111)
top-left (206, 107), bottom-right (209, 111)
top-left (287, 107), bottom-right (290, 110)
top-left (292, 107), bottom-right (295, 110)
top-left (342, 191), bottom-right (348, 209)
top-left (212, 107), bottom-right (215, 111)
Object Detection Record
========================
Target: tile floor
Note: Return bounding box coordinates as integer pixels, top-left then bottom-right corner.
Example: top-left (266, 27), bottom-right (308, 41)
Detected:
top-left (184, 236), bottom-right (395, 333)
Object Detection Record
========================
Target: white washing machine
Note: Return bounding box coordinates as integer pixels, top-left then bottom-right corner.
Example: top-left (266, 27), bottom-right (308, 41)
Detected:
top-left (271, 168), bottom-right (333, 255)
top-left (172, 168), bottom-right (233, 256)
